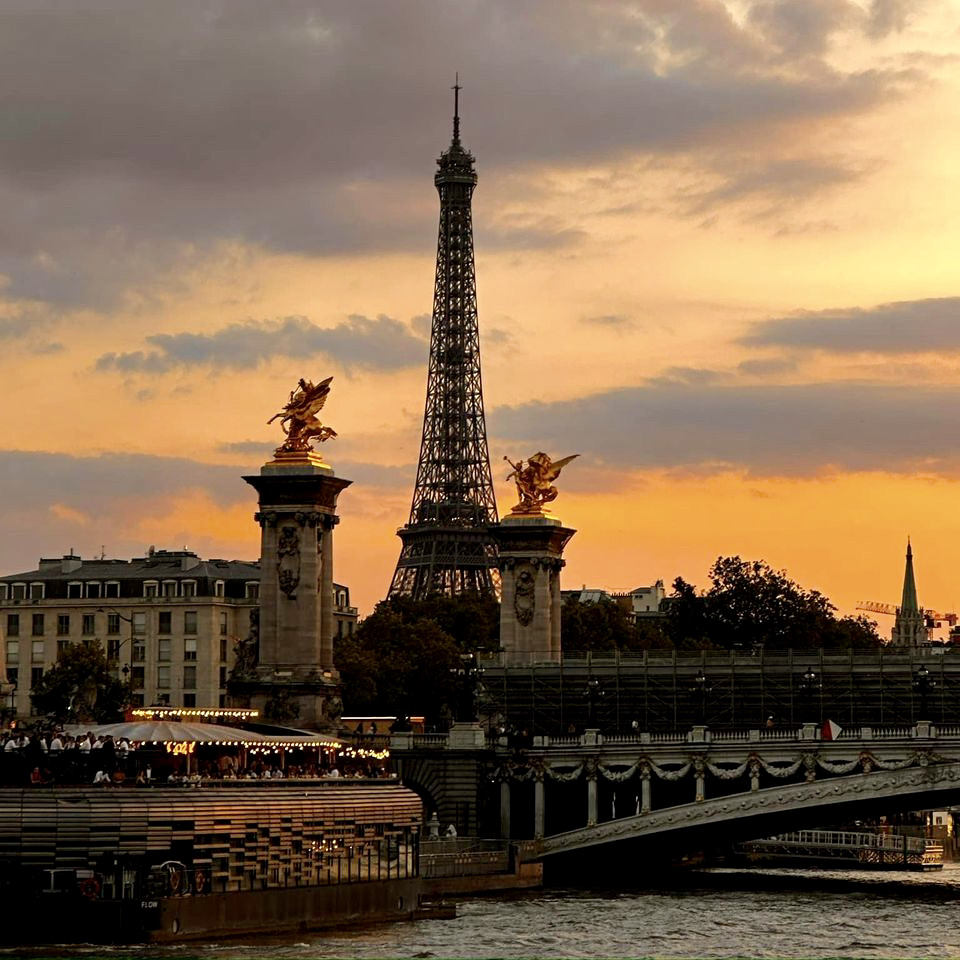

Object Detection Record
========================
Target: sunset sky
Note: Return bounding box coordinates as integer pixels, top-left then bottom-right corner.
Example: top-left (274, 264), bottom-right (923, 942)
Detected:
top-left (3, 1), bottom-right (960, 625)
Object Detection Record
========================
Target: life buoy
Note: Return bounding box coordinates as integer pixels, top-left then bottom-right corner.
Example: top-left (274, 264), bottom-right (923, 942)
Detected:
top-left (79, 877), bottom-right (100, 900)
top-left (167, 866), bottom-right (182, 894)
top-left (194, 869), bottom-right (208, 894)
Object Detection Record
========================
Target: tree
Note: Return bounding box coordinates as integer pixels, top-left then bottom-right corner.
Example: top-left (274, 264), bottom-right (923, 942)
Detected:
top-left (334, 594), bottom-right (499, 726)
top-left (664, 557), bottom-right (881, 651)
top-left (560, 595), bottom-right (637, 654)
top-left (30, 640), bottom-right (131, 724)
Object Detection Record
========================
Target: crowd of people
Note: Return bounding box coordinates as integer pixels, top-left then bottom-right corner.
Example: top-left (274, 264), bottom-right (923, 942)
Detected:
top-left (0, 727), bottom-right (394, 786)
top-left (0, 728), bottom-right (134, 785)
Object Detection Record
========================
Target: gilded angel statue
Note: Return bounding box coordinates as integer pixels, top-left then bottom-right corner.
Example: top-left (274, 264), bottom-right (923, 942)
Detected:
top-left (268, 376), bottom-right (338, 454)
top-left (504, 451), bottom-right (579, 514)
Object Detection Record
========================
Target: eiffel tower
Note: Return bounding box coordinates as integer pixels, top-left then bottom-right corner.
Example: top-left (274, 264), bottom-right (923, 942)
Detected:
top-left (388, 82), bottom-right (499, 599)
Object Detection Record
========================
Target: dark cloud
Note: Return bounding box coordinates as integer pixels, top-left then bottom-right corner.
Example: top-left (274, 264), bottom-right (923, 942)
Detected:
top-left (655, 366), bottom-right (727, 386)
top-left (95, 314), bottom-right (425, 374)
top-left (0, 448), bottom-right (411, 575)
top-left (491, 380), bottom-right (960, 476)
top-left (0, 0), bottom-right (921, 307)
top-left (737, 357), bottom-right (799, 376)
top-left (581, 314), bottom-right (636, 331)
top-left (741, 297), bottom-right (960, 353)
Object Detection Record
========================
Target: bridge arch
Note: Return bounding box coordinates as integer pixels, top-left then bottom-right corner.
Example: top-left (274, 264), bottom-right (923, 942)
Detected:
top-left (537, 762), bottom-right (960, 862)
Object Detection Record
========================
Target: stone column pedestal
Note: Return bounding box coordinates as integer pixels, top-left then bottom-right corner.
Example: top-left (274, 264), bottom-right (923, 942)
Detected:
top-left (231, 452), bottom-right (351, 730)
top-left (491, 513), bottom-right (575, 665)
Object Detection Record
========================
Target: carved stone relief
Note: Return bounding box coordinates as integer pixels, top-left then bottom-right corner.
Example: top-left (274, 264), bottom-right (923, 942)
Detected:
top-left (277, 524), bottom-right (301, 598)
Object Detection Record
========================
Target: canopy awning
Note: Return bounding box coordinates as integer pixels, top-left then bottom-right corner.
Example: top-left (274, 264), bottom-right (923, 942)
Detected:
top-left (65, 720), bottom-right (342, 749)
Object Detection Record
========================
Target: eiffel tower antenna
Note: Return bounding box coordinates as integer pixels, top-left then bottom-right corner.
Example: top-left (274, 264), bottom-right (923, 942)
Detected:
top-left (388, 82), bottom-right (499, 599)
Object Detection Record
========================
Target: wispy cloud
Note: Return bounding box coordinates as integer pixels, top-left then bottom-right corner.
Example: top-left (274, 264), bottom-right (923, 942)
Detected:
top-left (741, 297), bottom-right (960, 353)
top-left (96, 314), bottom-right (425, 374)
top-left (492, 379), bottom-right (960, 477)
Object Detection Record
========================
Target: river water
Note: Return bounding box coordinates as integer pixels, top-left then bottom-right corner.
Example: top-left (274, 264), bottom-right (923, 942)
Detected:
top-left (14, 864), bottom-right (960, 959)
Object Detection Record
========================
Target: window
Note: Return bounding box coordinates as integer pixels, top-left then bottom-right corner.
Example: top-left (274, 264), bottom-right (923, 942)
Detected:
top-left (245, 582), bottom-right (259, 600)
top-left (158, 611), bottom-right (172, 634)
top-left (219, 612), bottom-right (228, 636)
top-left (219, 666), bottom-right (227, 688)
top-left (0, 584), bottom-right (6, 601)
top-left (218, 694), bottom-right (226, 707)
top-left (130, 666), bottom-right (145, 689)
top-left (130, 693), bottom-right (144, 707)
top-left (57, 640), bottom-right (70, 659)
top-left (157, 639), bottom-right (171, 662)
top-left (214, 580), bottom-right (225, 598)
top-left (184, 611), bottom-right (198, 635)
top-left (31, 614), bottom-right (44, 636)
top-left (85, 582), bottom-right (101, 599)
top-left (337, 620), bottom-right (343, 639)
top-left (184, 637), bottom-right (197, 661)
top-left (162, 580), bottom-right (177, 598)
top-left (107, 637), bottom-right (121, 661)
top-left (182, 580), bottom-right (196, 598)
top-left (157, 665), bottom-right (170, 689)
top-left (6, 667), bottom-right (17, 688)
top-left (6, 614), bottom-right (19, 637)
top-left (57, 615), bottom-right (70, 636)
top-left (132, 640), bottom-right (146, 663)
top-left (183, 693), bottom-right (196, 708)
top-left (107, 613), bottom-right (120, 635)
top-left (31, 640), bottom-right (44, 663)
top-left (31, 667), bottom-right (43, 688)
top-left (6, 640), bottom-right (18, 664)
top-left (11, 584), bottom-right (25, 601)
top-left (82, 614), bottom-right (95, 636)
top-left (29, 583), bottom-right (44, 600)
top-left (183, 665), bottom-right (197, 690)
top-left (67, 582), bottom-right (83, 599)
top-left (219, 636), bottom-right (227, 662)
top-left (132, 612), bottom-right (146, 636)
top-left (105, 582), bottom-right (120, 599)
top-left (143, 581), bottom-right (158, 598)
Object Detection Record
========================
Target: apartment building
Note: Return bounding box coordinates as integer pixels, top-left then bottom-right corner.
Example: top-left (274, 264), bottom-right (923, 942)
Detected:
top-left (0, 549), bottom-right (357, 718)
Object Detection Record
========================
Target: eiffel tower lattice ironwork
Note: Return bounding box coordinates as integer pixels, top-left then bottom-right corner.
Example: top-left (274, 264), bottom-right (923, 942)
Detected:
top-left (388, 82), bottom-right (499, 599)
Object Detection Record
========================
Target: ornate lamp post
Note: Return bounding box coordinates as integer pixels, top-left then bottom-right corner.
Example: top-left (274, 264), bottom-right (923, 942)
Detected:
top-left (691, 669), bottom-right (712, 725)
top-left (98, 607), bottom-right (136, 684)
top-left (584, 677), bottom-right (604, 729)
top-left (914, 663), bottom-right (935, 720)
top-left (798, 667), bottom-right (821, 723)
top-left (451, 653), bottom-right (484, 722)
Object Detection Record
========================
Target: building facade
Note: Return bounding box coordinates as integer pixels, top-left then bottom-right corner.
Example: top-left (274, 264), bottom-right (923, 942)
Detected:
top-left (0, 549), bottom-right (357, 719)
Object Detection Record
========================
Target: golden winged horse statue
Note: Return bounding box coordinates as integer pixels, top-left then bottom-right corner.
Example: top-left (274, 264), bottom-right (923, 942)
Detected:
top-left (268, 376), bottom-right (338, 454)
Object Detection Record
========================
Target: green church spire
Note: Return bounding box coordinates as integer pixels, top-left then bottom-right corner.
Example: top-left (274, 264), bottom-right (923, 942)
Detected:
top-left (900, 537), bottom-right (919, 614)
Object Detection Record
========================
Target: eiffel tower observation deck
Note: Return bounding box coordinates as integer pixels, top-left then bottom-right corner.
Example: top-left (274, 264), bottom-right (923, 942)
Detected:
top-left (388, 83), bottom-right (499, 599)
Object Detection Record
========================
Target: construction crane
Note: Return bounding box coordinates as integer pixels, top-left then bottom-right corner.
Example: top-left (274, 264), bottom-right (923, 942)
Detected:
top-left (856, 600), bottom-right (958, 627)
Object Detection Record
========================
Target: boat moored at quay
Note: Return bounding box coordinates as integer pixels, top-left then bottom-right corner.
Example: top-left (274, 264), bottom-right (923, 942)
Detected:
top-left (1, 779), bottom-right (430, 943)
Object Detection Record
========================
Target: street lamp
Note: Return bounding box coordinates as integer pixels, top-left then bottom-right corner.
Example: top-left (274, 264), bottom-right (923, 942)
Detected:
top-left (98, 607), bottom-right (135, 683)
top-left (584, 677), bottom-right (604, 729)
top-left (914, 664), bottom-right (935, 720)
top-left (798, 667), bottom-right (821, 723)
top-left (450, 653), bottom-right (484, 722)
top-left (690, 669), bottom-right (712, 725)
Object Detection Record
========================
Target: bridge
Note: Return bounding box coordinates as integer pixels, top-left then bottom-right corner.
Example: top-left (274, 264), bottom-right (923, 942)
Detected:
top-left (390, 720), bottom-right (960, 865)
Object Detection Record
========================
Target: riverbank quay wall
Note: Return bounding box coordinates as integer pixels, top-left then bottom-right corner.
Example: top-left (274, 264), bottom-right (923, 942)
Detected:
top-left (479, 649), bottom-right (960, 734)
top-left (0, 780), bottom-right (423, 942)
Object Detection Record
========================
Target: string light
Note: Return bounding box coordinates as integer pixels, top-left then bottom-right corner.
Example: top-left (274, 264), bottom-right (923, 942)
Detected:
top-left (131, 708), bottom-right (260, 720)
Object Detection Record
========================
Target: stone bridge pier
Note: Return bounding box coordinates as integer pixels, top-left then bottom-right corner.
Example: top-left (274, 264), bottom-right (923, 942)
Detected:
top-left (389, 723), bottom-right (496, 837)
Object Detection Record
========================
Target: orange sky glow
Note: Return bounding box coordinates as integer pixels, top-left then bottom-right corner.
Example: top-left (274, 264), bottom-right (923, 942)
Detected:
top-left (3, 2), bottom-right (960, 629)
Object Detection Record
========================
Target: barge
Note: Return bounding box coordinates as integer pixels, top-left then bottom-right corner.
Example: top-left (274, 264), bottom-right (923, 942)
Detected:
top-left (1, 780), bottom-right (434, 943)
